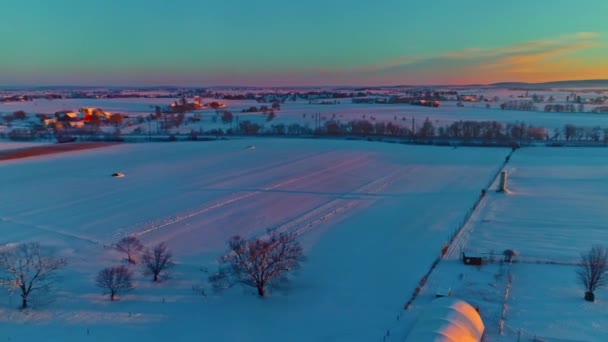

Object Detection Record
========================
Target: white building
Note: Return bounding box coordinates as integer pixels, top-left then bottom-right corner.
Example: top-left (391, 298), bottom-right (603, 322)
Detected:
top-left (405, 297), bottom-right (484, 342)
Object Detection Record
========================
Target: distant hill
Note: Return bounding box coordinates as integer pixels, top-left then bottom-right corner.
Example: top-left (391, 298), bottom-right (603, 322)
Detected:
top-left (489, 80), bottom-right (608, 88)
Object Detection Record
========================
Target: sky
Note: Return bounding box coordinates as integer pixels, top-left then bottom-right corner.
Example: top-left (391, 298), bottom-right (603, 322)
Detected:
top-left (1, 0), bottom-right (607, 86)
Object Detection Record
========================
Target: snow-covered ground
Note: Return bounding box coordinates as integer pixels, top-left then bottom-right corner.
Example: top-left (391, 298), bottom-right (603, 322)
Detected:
top-left (505, 263), bottom-right (608, 341)
top-left (407, 147), bottom-right (608, 342)
top-left (0, 139), bottom-right (508, 341)
top-left (0, 141), bottom-right (52, 151)
top-left (0, 98), bottom-right (176, 116)
top-left (463, 148), bottom-right (608, 262)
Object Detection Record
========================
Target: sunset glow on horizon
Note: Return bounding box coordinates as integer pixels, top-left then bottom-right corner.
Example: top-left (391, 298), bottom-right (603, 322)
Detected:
top-left (1, 0), bottom-right (607, 86)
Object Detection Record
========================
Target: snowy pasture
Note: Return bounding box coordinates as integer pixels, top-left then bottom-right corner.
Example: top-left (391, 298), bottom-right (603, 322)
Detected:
top-left (462, 148), bottom-right (608, 262)
top-left (0, 141), bottom-right (51, 151)
top-left (0, 139), bottom-right (508, 341)
top-left (416, 147), bottom-right (608, 341)
top-left (505, 263), bottom-right (608, 341)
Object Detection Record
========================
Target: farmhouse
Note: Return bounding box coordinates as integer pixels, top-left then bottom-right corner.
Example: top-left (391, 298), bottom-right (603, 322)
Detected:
top-left (405, 297), bottom-right (485, 342)
top-left (55, 111), bottom-right (79, 120)
top-left (80, 107), bottom-right (111, 120)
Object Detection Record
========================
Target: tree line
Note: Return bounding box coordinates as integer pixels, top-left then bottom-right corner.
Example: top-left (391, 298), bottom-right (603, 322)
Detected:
top-left (0, 231), bottom-right (303, 309)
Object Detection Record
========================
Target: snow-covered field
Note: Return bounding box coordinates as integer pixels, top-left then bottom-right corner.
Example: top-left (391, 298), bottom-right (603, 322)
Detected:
top-left (3, 86), bottom-right (608, 341)
top-left (463, 148), bottom-right (608, 262)
top-left (414, 147), bottom-right (608, 342)
top-left (0, 98), bottom-right (174, 116)
top-left (506, 263), bottom-right (608, 341)
top-left (0, 141), bottom-right (51, 151)
top-left (0, 139), bottom-right (508, 341)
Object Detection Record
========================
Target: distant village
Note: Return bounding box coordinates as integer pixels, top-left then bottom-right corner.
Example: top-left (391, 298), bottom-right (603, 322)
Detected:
top-left (2, 86), bottom-right (608, 144)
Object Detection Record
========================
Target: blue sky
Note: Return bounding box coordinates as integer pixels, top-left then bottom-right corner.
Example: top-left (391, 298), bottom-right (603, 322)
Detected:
top-left (1, 0), bottom-right (607, 86)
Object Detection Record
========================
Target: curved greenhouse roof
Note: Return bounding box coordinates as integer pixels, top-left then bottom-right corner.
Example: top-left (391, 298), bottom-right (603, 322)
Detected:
top-left (405, 297), bottom-right (484, 342)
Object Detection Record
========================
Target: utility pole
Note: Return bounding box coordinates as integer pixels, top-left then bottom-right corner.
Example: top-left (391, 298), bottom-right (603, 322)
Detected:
top-left (411, 117), bottom-right (415, 137)
top-left (317, 112), bottom-right (321, 132)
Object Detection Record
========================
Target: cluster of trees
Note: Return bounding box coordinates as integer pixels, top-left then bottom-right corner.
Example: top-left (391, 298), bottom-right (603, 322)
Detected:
top-left (3, 234), bottom-right (608, 312)
top-left (544, 103), bottom-right (584, 113)
top-left (592, 106), bottom-right (608, 114)
top-left (160, 112), bottom-right (186, 130)
top-left (7, 128), bottom-right (38, 141)
top-left (2, 110), bottom-right (27, 123)
top-left (500, 100), bottom-right (537, 111)
top-left (221, 111), bottom-right (234, 123)
top-left (530, 94), bottom-right (556, 103)
top-left (239, 120), bottom-right (262, 135)
top-left (319, 118), bottom-right (550, 141)
top-left (96, 237), bottom-right (174, 301)
top-left (190, 118), bottom-right (608, 144)
top-left (0, 231), bottom-right (304, 311)
top-left (562, 124), bottom-right (608, 142)
top-left (241, 103), bottom-right (280, 114)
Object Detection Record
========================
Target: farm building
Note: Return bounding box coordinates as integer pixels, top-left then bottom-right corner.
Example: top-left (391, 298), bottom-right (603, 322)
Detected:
top-left (462, 252), bottom-right (483, 266)
top-left (404, 297), bottom-right (484, 342)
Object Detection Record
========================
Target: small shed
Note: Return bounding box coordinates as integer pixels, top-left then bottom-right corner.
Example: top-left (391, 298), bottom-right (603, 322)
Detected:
top-left (435, 287), bottom-right (452, 298)
top-left (462, 252), bottom-right (483, 266)
top-left (405, 297), bottom-right (485, 342)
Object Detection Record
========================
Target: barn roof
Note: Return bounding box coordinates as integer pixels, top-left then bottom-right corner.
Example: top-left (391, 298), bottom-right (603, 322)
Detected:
top-left (404, 297), bottom-right (484, 342)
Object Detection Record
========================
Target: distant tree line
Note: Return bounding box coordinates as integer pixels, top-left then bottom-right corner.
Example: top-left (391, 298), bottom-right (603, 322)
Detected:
top-left (317, 118), bottom-right (550, 141)
top-left (544, 104), bottom-right (584, 113)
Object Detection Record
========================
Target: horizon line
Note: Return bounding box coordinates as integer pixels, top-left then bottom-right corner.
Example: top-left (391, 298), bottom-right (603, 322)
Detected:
top-left (2, 79), bottom-right (608, 90)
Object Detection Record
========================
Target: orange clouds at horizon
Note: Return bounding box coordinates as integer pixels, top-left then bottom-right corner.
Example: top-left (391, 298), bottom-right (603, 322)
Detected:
top-left (314, 32), bottom-right (608, 85)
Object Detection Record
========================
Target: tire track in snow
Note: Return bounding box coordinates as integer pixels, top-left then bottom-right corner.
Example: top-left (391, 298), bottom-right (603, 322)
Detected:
top-left (128, 155), bottom-right (372, 238)
top-left (179, 150), bottom-right (337, 190)
top-left (14, 151), bottom-right (335, 220)
top-left (258, 165), bottom-right (414, 240)
top-left (1, 217), bottom-right (108, 247)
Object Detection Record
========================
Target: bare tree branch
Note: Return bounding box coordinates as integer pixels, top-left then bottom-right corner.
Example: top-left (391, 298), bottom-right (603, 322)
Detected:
top-left (212, 231), bottom-right (303, 297)
top-left (0, 243), bottom-right (67, 309)
top-left (115, 236), bottom-right (144, 264)
top-left (577, 245), bottom-right (608, 301)
top-left (96, 266), bottom-right (134, 301)
top-left (142, 242), bottom-right (173, 282)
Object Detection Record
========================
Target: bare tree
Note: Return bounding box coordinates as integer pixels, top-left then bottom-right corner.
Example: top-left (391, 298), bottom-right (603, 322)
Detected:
top-left (211, 231), bottom-right (303, 297)
top-left (0, 243), bottom-right (67, 309)
top-left (96, 266), bottom-right (134, 301)
top-left (142, 242), bottom-right (173, 282)
top-left (577, 245), bottom-right (608, 302)
top-left (116, 236), bottom-right (144, 264)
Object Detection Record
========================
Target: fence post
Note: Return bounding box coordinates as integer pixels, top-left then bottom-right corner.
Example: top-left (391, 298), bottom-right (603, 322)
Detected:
top-left (517, 328), bottom-right (521, 342)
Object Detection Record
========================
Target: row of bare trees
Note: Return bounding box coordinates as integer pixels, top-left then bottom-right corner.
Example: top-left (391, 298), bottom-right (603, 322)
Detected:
top-left (1, 237), bottom-right (604, 311)
top-left (99, 232), bottom-right (303, 301)
top-left (0, 231), bottom-right (302, 309)
top-left (320, 118), bottom-right (551, 141)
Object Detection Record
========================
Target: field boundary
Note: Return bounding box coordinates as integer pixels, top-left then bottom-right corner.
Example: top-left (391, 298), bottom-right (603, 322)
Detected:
top-left (0, 142), bottom-right (120, 161)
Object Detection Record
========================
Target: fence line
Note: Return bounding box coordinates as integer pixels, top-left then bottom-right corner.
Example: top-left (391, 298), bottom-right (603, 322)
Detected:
top-left (503, 323), bottom-right (588, 342)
